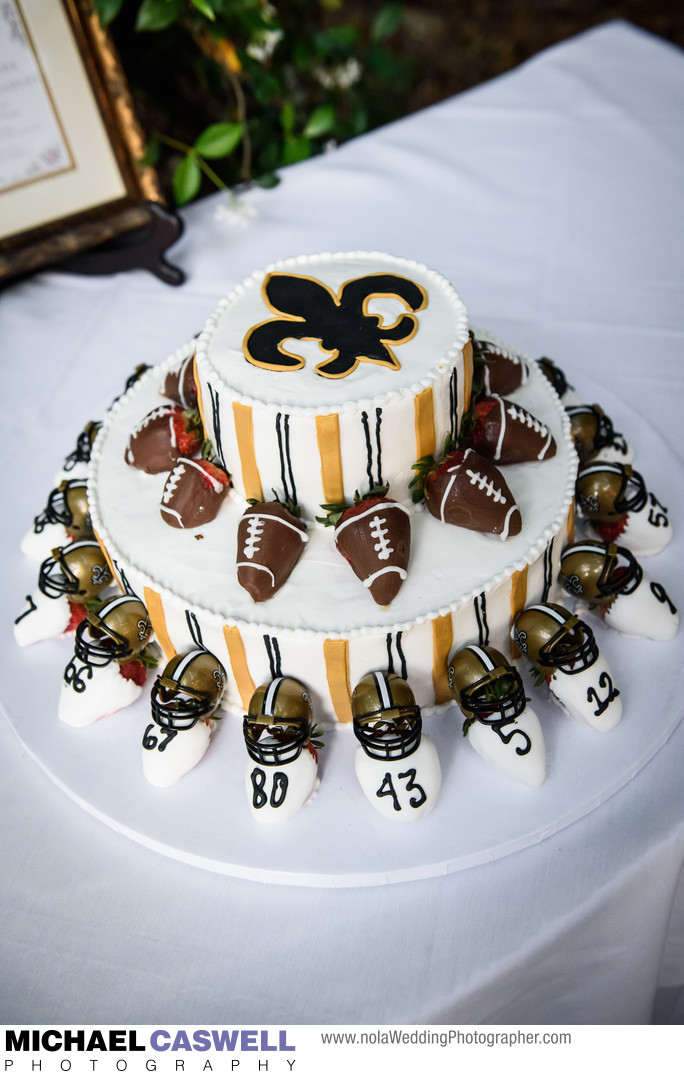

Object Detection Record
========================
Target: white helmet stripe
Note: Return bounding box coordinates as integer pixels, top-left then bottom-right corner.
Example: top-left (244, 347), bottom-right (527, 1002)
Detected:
top-left (264, 676), bottom-right (285, 716)
top-left (563, 543), bottom-right (607, 556)
top-left (580, 462), bottom-right (621, 476)
top-left (372, 671), bottom-right (392, 710)
top-left (526, 603), bottom-right (566, 624)
top-left (467, 644), bottom-right (495, 670)
top-left (98, 595), bottom-right (137, 615)
top-left (173, 649), bottom-right (203, 679)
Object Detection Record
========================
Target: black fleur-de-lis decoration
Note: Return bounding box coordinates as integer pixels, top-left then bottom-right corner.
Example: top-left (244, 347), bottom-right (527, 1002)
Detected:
top-left (243, 272), bottom-right (427, 380)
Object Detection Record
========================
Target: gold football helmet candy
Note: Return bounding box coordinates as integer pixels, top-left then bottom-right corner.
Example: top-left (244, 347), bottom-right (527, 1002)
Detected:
top-left (36, 480), bottom-right (92, 538)
top-left (74, 595), bottom-right (152, 667)
top-left (566, 405), bottom-right (615, 462)
top-left (447, 644), bottom-right (526, 725)
top-left (351, 671), bottom-right (422, 760)
top-left (243, 676), bottom-right (312, 765)
top-left (512, 602), bottom-right (598, 676)
top-left (559, 540), bottom-right (643, 606)
top-left (38, 540), bottom-right (112, 604)
top-left (576, 461), bottom-right (647, 520)
top-left (151, 649), bottom-right (226, 731)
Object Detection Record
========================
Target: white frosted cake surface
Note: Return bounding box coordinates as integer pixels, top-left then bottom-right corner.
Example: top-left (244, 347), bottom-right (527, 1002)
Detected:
top-left (197, 251), bottom-right (469, 411)
top-left (90, 349), bottom-right (574, 637)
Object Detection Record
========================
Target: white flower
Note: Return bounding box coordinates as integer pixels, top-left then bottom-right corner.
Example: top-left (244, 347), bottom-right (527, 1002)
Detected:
top-left (246, 28), bottom-right (283, 63)
top-left (214, 196), bottom-right (258, 227)
top-left (313, 57), bottom-right (362, 90)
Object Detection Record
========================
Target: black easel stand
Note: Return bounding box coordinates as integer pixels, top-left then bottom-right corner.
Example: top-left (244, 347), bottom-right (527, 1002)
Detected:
top-left (61, 202), bottom-right (185, 286)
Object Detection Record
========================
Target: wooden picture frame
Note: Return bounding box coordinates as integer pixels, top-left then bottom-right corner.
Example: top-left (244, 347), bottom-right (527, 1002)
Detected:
top-left (0, 0), bottom-right (180, 283)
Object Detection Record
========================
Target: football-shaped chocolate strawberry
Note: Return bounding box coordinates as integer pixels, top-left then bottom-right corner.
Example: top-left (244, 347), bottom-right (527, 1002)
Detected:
top-left (162, 352), bottom-right (198, 409)
top-left (237, 500), bottom-right (309, 602)
top-left (472, 337), bottom-right (528, 396)
top-left (468, 396), bottom-right (556, 464)
top-left (160, 459), bottom-right (230, 529)
top-left (125, 405), bottom-right (203, 474)
top-left (323, 486), bottom-right (411, 606)
top-left (412, 447), bottom-right (522, 538)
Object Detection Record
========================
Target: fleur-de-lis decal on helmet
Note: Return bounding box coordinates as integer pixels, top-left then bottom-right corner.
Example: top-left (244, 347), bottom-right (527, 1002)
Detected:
top-left (243, 271), bottom-right (428, 379)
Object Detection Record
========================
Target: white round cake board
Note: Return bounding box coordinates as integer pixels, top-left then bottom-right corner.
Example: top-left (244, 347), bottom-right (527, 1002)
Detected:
top-left (4, 386), bottom-right (683, 888)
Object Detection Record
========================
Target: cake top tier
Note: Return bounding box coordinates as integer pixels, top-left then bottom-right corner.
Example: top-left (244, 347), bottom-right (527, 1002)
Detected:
top-left (196, 251), bottom-right (469, 412)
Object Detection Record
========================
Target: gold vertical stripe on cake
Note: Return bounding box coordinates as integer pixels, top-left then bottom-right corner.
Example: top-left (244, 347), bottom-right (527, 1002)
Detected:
top-left (222, 626), bottom-right (255, 709)
top-left (432, 613), bottom-right (453, 705)
top-left (567, 497), bottom-right (576, 544)
top-left (92, 528), bottom-right (120, 593)
top-left (143, 587), bottom-right (176, 662)
top-left (232, 402), bottom-right (263, 501)
top-left (462, 337), bottom-right (473, 412)
top-left (509, 565), bottom-right (529, 659)
top-left (315, 414), bottom-right (344, 505)
top-left (193, 354), bottom-right (207, 435)
top-left (414, 386), bottom-right (436, 461)
top-left (323, 639), bottom-right (352, 723)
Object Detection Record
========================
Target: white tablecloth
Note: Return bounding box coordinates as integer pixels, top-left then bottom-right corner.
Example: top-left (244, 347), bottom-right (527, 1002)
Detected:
top-left (1, 20), bottom-right (683, 1025)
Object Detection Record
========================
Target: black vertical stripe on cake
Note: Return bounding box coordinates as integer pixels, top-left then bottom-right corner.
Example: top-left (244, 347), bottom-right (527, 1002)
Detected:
top-left (275, 413), bottom-right (298, 507)
top-left (283, 414), bottom-right (297, 506)
top-left (375, 407), bottom-right (383, 487)
top-left (361, 407), bottom-right (384, 489)
top-left (385, 632), bottom-right (394, 674)
top-left (264, 635), bottom-right (282, 679)
top-left (385, 631), bottom-right (408, 681)
top-left (276, 412), bottom-right (290, 502)
top-left (474, 592), bottom-right (490, 647)
top-left (186, 610), bottom-right (204, 650)
top-left (449, 368), bottom-right (459, 442)
top-left (208, 384), bottom-right (226, 471)
top-left (395, 630), bottom-right (407, 681)
top-left (361, 411), bottom-right (374, 490)
top-left (542, 539), bottom-right (555, 602)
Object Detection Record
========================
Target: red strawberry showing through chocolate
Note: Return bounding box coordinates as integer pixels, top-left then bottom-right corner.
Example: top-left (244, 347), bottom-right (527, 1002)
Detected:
top-left (237, 500), bottom-right (308, 602)
top-left (161, 458), bottom-right (230, 529)
top-left (329, 487), bottom-right (411, 606)
top-left (469, 396), bottom-right (556, 465)
top-left (125, 405), bottom-right (203, 474)
top-left (415, 447), bottom-right (522, 538)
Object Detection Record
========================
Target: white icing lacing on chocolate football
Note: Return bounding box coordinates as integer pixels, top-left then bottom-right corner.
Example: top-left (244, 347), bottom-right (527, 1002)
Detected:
top-left (464, 465), bottom-right (507, 503)
top-left (363, 565), bottom-right (408, 588)
top-left (369, 514), bottom-right (393, 561)
top-left (242, 515), bottom-right (264, 559)
top-left (505, 401), bottom-right (552, 459)
top-left (162, 464), bottom-right (185, 503)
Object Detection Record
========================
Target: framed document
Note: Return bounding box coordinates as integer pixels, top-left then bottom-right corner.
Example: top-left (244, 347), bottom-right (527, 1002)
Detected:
top-left (0, 0), bottom-right (172, 282)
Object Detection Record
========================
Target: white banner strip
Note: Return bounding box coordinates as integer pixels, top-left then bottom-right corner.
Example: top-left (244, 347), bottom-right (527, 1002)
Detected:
top-left (2, 1025), bottom-right (680, 1075)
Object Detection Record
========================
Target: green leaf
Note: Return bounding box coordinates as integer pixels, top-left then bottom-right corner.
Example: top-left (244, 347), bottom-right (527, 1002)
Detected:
top-left (190, 0), bottom-right (216, 20)
top-left (135, 0), bottom-right (182, 32)
top-left (194, 123), bottom-right (243, 159)
top-left (372, 3), bottom-right (404, 42)
top-left (283, 134), bottom-right (312, 166)
top-left (280, 100), bottom-right (296, 134)
top-left (138, 137), bottom-right (160, 167)
top-left (303, 104), bottom-right (336, 139)
top-left (93, 0), bottom-right (124, 25)
top-left (172, 154), bottom-right (202, 206)
top-left (256, 172), bottom-right (280, 189)
top-left (315, 26), bottom-right (359, 54)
